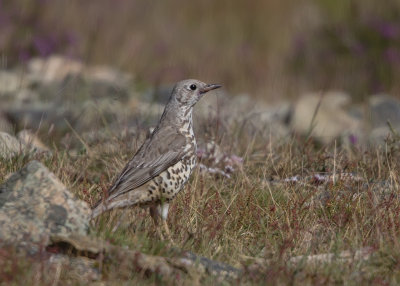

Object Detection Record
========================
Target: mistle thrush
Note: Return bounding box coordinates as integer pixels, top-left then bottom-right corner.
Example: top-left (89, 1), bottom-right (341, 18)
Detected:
top-left (92, 79), bottom-right (221, 236)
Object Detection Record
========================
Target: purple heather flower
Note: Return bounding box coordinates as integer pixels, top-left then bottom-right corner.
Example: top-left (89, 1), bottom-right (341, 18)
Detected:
top-left (349, 134), bottom-right (358, 145)
top-left (384, 47), bottom-right (400, 63)
top-left (33, 35), bottom-right (56, 56)
top-left (378, 22), bottom-right (399, 39)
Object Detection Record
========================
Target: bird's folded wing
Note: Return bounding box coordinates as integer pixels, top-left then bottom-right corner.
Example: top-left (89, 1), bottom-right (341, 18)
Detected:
top-left (106, 127), bottom-right (187, 201)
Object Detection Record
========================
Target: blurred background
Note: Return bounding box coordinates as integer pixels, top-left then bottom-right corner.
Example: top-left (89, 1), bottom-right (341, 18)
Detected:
top-left (1, 0), bottom-right (400, 100)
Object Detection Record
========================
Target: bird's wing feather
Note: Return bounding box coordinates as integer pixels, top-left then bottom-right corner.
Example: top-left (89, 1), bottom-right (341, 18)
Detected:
top-left (106, 126), bottom-right (187, 201)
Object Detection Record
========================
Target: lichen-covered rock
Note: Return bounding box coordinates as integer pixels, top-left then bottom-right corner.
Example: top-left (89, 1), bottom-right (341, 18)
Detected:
top-left (46, 254), bottom-right (101, 282)
top-left (0, 161), bottom-right (91, 252)
top-left (172, 251), bottom-right (241, 280)
top-left (47, 234), bottom-right (241, 281)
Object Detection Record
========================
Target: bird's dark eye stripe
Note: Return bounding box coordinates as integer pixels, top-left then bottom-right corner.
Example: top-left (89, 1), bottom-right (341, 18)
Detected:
top-left (190, 84), bottom-right (197, 90)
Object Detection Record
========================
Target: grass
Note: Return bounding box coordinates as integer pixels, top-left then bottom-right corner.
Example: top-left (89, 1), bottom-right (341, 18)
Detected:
top-left (1, 112), bottom-right (400, 284)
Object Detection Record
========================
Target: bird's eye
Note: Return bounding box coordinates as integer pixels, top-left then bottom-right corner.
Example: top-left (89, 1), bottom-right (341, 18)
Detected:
top-left (190, 84), bottom-right (197, 90)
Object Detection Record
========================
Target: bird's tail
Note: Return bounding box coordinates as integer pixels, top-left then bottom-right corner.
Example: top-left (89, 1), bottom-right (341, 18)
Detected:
top-left (91, 190), bottom-right (150, 219)
top-left (91, 201), bottom-right (107, 219)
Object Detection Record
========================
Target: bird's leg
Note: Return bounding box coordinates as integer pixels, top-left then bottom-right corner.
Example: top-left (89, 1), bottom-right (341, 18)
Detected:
top-left (159, 203), bottom-right (174, 242)
top-left (150, 205), bottom-right (164, 240)
top-left (149, 205), bottom-right (160, 225)
top-left (150, 203), bottom-right (174, 242)
top-left (162, 219), bottom-right (171, 238)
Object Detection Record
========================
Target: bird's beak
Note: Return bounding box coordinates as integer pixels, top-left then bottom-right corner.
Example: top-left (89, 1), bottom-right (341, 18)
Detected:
top-left (200, 84), bottom-right (222, 94)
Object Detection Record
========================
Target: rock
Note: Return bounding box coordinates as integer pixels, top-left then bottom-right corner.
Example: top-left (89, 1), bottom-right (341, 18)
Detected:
top-left (368, 95), bottom-right (400, 143)
top-left (27, 55), bottom-right (84, 84)
top-left (47, 234), bottom-right (240, 281)
top-left (49, 234), bottom-right (107, 256)
top-left (130, 100), bottom-right (165, 120)
top-left (0, 161), bottom-right (91, 252)
top-left (144, 84), bottom-right (174, 104)
top-left (0, 112), bottom-right (13, 133)
top-left (195, 92), bottom-right (290, 140)
top-left (289, 91), bottom-right (361, 143)
top-left (247, 248), bottom-right (373, 275)
top-left (13, 88), bottom-right (40, 105)
top-left (0, 132), bottom-right (25, 158)
top-left (173, 251), bottom-right (241, 280)
top-left (0, 71), bottom-right (28, 95)
top-left (288, 247), bottom-right (373, 266)
top-left (26, 56), bottom-right (132, 102)
top-left (46, 254), bottom-right (101, 282)
top-left (197, 141), bottom-right (243, 178)
top-left (369, 95), bottom-right (400, 128)
top-left (4, 104), bottom-right (73, 133)
top-left (84, 65), bottom-right (132, 100)
top-left (0, 131), bottom-right (51, 159)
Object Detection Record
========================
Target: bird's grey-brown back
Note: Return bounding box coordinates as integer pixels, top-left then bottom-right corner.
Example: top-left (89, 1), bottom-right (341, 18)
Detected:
top-left (92, 79), bottom-right (221, 220)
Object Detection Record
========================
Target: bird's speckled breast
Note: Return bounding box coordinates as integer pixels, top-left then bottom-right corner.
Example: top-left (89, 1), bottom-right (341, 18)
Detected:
top-left (158, 153), bottom-right (197, 201)
top-left (146, 126), bottom-right (197, 202)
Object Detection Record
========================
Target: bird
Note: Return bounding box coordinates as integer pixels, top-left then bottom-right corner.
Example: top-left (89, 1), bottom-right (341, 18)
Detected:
top-left (92, 79), bottom-right (221, 237)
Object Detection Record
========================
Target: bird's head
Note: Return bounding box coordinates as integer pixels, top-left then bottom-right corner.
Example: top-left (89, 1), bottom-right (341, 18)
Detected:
top-left (171, 79), bottom-right (221, 108)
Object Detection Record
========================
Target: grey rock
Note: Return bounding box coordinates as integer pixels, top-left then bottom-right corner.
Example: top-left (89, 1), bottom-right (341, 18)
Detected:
top-left (368, 95), bottom-right (400, 143)
top-left (0, 161), bottom-right (91, 252)
top-left (0, 112), bottom-right (13, 133)
top-left (47, 254), bottom-right (101, 282)
top-left (4, 104), bottom-right (74, 133)
top-left (194, 92), bottom-right (290, 140)
top-left (0, 131), bottom-right (25, 158)
top-left (27, 55), bottom-right (84, 84)
top-left (26, 56), bottom-right (132, 102)
top-left (48, 233), bottom-right (240, 281)
top-left (0, 71), bottom-right (27, 95)
top-left (289, 91), bottom-right (361, 143)
top-left (4, 99), bottom-right (133, 137)
top-left (369, 95), bottom-right (400, 128)
top-left (0, 131), bottom-right (51, 159)
top-left (177, 251), bottom-right (241, 280)
top-left (84, 65), bottom-right (132, 100)
top-left (197, 140), bottom-right (243, 178)
top-left (144, 84), bottom-right (174, 104)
